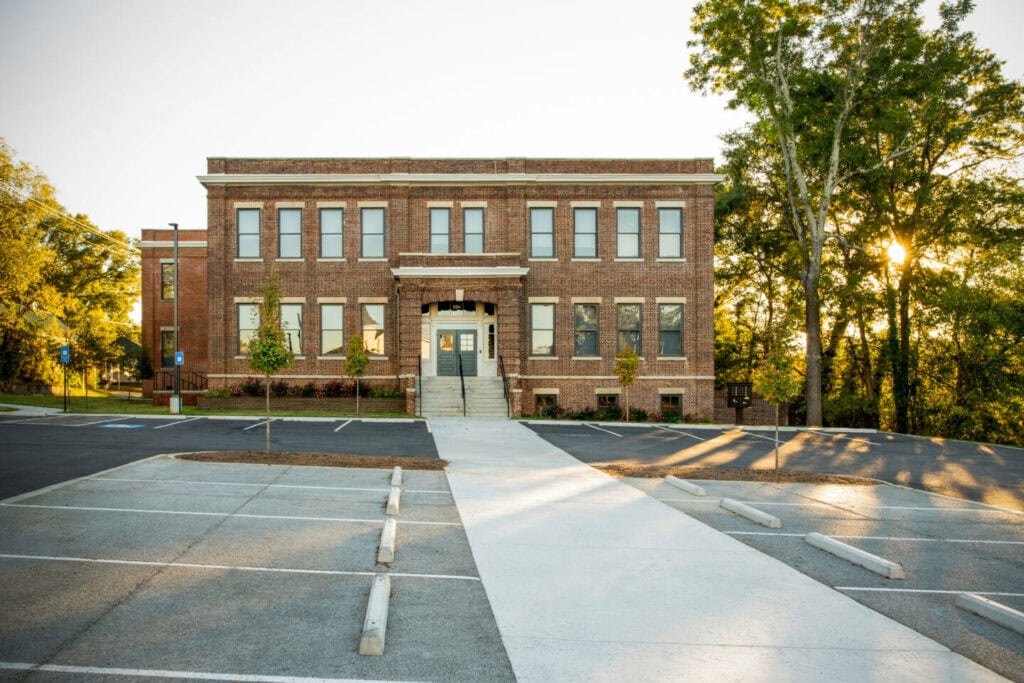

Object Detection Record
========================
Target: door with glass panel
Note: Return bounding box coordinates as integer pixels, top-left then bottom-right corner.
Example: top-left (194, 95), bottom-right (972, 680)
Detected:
top-left (437, 330), bottom-right (477, 377)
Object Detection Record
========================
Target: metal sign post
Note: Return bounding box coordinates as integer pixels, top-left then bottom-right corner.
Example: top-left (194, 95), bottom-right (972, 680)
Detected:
top-left (60, 345), bottom-right (70, 412)
top-left (170, 222), bottom-right (180, 414)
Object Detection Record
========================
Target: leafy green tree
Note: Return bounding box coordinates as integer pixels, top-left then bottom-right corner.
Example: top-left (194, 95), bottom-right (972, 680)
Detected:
top-left (345, 335), bottom-right (369, 415)
top-left (754, 350), bottom-right (803, 479)
top-left (615, 346), bottom-right (640, 421)
top-left (247, 273), bottom-right (294, 453)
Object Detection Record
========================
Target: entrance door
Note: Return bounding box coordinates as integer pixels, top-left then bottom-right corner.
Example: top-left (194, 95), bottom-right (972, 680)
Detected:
top-left (437, 330), bottom-right (477, 377)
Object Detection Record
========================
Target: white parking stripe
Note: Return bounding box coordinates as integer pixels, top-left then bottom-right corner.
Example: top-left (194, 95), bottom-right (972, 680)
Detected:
top-left (1, 503), bottom-right (460, 526)
top-left (651, 425), bottom-right (707, 441)
top-left (153, 417), bottom-right (203, 430)
top-left (836, 587), bottom-right (1024, 597)
top-left (0, 553), bottom-right (480, 581)
top-left (0, 660), bottom-right (418, 681)
top-left (333, 419), bottom-right (353, 432)
top-left (73, 416), bottom-right (129, 427)
top-left (243, 419), bottom-right (276, 431)
top-left (803, 429), bottom-right (879, 445)
top-left (736, 430), bottom-right (784, 444)
top-left (667, 498), bottom-right (1014, 513)
top-left (727, 531), bottom-right (1024, 545)
top-left (585, 423), bottom-right (622, 437)
top-left (91, 477), bottom-right (453, 495)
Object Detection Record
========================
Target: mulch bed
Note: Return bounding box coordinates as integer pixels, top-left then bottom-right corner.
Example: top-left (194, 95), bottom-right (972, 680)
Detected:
top-left (594, 463), bottom-right (876, 485)
top-left (176, 451), bottom-right (446, 470)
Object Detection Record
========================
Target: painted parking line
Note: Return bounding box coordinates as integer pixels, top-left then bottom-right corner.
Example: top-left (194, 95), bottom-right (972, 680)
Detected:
top-left (726, 531), bottom-right (1024, 545)
top-left (651, 425), bottom-right (707, 441)
top-left (734, 430), bottom-right (784, 444)
top-left (585, 423), bottom-right (622, 437)
top-left (836, 586), bottom-right (1024, 598)
top-left (153, 417), bottom-right (204, 430)
top-left (334, 419), bottom-right (353, 433)
top-left (93, 477), bottom-right (393, 493)
top-left (0, 553), bottom-right (480, 582)
top-left (0, 661), bottom-right (417, 682)
top-left (242, 418), bottom-right (277, 431)
top-left (72, 416), bottom-right (130, 427)
top-left (1, 503), bottom-right (460, 526)
top-left (804, 429), bottom-right (880, 446)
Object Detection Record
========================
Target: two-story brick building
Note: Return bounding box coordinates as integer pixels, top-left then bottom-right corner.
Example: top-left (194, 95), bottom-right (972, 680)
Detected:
top-left (141, 157), bottom-right (719, 417)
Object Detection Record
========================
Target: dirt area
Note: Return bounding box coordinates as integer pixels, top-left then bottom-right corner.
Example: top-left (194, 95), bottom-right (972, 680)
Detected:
top-left (594, 462), bottom-right (876, 485)
top-left (177, 451), bottom-right (447, 470)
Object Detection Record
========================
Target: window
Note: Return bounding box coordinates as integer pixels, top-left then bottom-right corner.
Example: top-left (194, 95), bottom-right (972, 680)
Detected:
top-left (574, 208), bottom-right (597, 258)
top-left (280, 303), bottom-right (303, 354)
top-left (487, 323), bottom-right (496, 359)
top-left (361, 208), bottom-right (385, 258)
top-left (616, 208), bottom-right (641, 258)
top-left (617, 303), bottom-right (642, 353)
top-left (659, 303), bottom-right (684, 356)
top-left (530, 207), bottom-right (554, 258)
top-left (160, 330), bottom-right (175, 369)
top-left (531, 304), bottom-right (555, 355)
top-left (659, 208), bottom-right (683, 258)
top-left (574, 304), bottom-right (599, 356)
top-left (362, 304), bottom-right (385, 355)
top-left (597, 394), bottom-right (618, 408)
top-left (237, 208), bottom-right (260, 258)
top-left (464, 208), bottom-right (484, 253)
top-left (661, 394), bottom-right (682, 413)
top-left (535, 394), bottom-right (557, 413)
top-left (429, 208), bottom-right (450, 254)
top-left (160, 263), bottom-right (174, 300)
top-left (320, 208), bottom-right (343, 258)
top-left (238, 303), bottom-right (259, 354)
top-left (278, 208), bottom-right (302, 258)
top-left (320, 304), bottom-right (344, 355)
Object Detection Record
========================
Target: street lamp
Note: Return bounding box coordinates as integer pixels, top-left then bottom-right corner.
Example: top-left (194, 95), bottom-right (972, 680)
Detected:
top-left (169, 222), bottom-right (180, 414)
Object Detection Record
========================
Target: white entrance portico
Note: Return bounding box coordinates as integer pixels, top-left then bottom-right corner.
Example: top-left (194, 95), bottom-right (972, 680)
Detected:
top-left (420, 301), bottom-right (497, 377)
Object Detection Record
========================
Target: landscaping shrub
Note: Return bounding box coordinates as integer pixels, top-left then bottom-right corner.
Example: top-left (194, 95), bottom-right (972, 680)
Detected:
top-left (630, 407), bottom-right (649, 422)
top-left (369, 388), bottom-right (403, 398)
top-left (205, 388), bottom-right (230, 399)
top-left (270, 380), bottom-right (289, 397)
top-left (595, 405), bottom-right (622, 422)
top-left (659, 408), bottom-right (682, 423)
top-left (239, 377), bottom-right (264, 397)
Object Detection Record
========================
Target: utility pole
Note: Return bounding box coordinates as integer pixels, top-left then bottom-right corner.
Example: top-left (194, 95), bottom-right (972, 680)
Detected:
top-left (170, 222), bottom-right (181, 414)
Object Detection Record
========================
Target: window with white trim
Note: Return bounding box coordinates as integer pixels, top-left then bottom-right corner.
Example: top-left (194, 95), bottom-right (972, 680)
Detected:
top-left (361, 208), bottom-right (385, 258)
top-left (280, 303), bottom-right (303, 354)
top-left (320, 208), bottom-right (343, 258)
top-left (617, 303), bottom-right (641, 353)
top-left (659, 303), bottom-right (684, 356)
top-left (362, 304), bottom-right (385, 355)
top-left (574, 208), bottom-right (597, 258)
top-left (574, 304), bottom-right (599, 356)
top-left (238, 303), bottom-right (259, 354)
top-left (658, 208), bottom-right (683, 258)
top-left (321, 304), bottom-right (344, 355)
top-left (531, 304), bottom-right (555, 355)
top-left (237, 208), bottom-right (260, 258)
top-left (430, 208), bottom-right (450, 254)
top-left (278, 208), bottom-right (302, 258)
top-left (616, 208), bottom-right (640, 258)
top-left (530, 207), bottom-right (554, 258)
top-left (464, 208), bottom-right (484, 254)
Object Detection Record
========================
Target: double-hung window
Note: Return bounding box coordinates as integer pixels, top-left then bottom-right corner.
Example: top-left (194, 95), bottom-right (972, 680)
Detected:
top-left (280, 303), bottom-right (303, 355)
top-left (237, 208), bottom-right (260, 258)
top-left (658, 208), bottom-right (683, 258)
top-left (278, 209), bottom-right (302, 258)
top-left (430, 208), bottom-right (450, 254)
top-left (160, 263), bottom-right (175, 300)
top-left (616, 208), bottom-right (640, 258)
top-left (617, 303), bottom-right (642, 353)
top-left (361, 208), bottom-right (385, 258)
top-left (574, 208), bottom-right (597, 258)
top-left (574, 304), bottom-right (599, 356)
top-left (238, 303), bottom-right (259, 354)
top-left (659, 304), bottom-right (684, 356)
top-left (464, 208), bottom-right (484, 253)
top-left (320, 304), bottom-right (344, 355)
top-left (531, 304), bottom-right (555, 356)
top-left (160, 331), bottom-right (175, 369)
top-left (362, 304), bottom-right (385, 355)
top-left (530, 208), bottom-right (554, 258)
top-left (320, 208), bottom-right (343, 258)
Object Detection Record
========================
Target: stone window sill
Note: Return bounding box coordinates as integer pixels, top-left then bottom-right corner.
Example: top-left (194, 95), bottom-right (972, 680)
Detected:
top-left (234, 258), bottom-right (263, 263)
top-left (529, 356), bottom-right (559, 360)
top-left (657, 356), bottom-right (688, 361)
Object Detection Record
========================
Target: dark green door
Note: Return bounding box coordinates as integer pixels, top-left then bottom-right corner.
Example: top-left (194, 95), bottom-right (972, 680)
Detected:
top-left (437, 330), bottom-right (477, 376)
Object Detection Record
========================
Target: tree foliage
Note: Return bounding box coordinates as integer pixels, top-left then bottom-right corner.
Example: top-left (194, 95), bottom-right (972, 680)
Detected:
top-left (345, 335), bottom-right (369, 414)
top-left (247, 271), bottom-right (294, 452)
top-left (615, 345), bottom-right (640, 421)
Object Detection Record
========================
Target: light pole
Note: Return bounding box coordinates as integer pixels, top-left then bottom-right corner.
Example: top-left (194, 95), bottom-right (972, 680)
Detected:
top-left (170, 222), bottom-right (180, 414)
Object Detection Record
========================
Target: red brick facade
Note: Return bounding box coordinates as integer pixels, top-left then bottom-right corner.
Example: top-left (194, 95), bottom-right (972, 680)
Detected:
top-left (143, 158), bottom-right (719, 417)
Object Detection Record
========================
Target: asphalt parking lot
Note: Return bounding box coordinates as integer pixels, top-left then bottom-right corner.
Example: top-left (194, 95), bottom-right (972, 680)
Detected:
top-left (526, 422), bottom-right (1024, 511)
top-left (0, 415), bottom-right (438, 500)
top-left (621, 477), bottom-right (1024, 681)
top-left (0, 455), bottom-right (514, 682)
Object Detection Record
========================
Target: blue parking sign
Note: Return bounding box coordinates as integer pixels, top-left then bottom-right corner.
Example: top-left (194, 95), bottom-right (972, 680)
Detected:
top-left (175, 351), bottom-right (184, 366)
top-left (60, 345), bottom-right (70, 364)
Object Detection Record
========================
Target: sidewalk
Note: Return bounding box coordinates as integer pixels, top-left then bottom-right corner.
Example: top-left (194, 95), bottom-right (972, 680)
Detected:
top-left (0, 403), bottom-right (62, 416)
top-left (433, 418), bottom-right (1004, 682)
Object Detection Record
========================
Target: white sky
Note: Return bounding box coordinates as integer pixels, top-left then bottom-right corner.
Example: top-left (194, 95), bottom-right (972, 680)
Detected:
top-left (1, 0), bottom-right (1021, 240)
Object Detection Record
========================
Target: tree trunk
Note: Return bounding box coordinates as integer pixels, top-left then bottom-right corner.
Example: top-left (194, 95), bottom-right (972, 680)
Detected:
top-left (356, 378), bottom-right (360, 415)
top-left (774, 402), bottom-right (780, 482)
top-left (895, 269), bottom-right (912, 433)
top-left (803, 275), bottom-right (824, 426)
top-left (265, 376), bottom-right (271, 454)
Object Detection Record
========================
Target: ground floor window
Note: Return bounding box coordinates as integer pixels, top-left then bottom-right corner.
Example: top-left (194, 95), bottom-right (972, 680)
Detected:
top-left (661, 394), bottom-right (682, 412)
top-left (321, 304), bottom-right (344, 355)
top-left (160, 330), bottom-right (175, 368)
top-left (535, 393), bottom-right (557, 413)
top-left (362, 304), bottom-right (385, 355)
top-left (238, 303), bottom-right (259, 354)
top-left (597, 394), bottom-right (619, 408)
top-left (281, 303), bottom-right (303, 355)
top-left (531, 304), bottom-right (555, 356)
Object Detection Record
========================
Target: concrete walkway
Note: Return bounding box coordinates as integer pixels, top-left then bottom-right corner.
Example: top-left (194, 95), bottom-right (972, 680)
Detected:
top-left (433, 418), bottom-right (1004, 682)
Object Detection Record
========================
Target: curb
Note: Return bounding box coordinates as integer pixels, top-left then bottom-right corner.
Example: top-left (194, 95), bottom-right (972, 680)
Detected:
top-left (720, 498), bottom-right (781, 528)
top-left (386, 487), bottom-right (401, 516)
top-left (377, 518), bottom-right (398, 564)
top-left (956, 593), bottom-right (1024, 635)
top-left (805, 532), bottom-right (905, 579)
top-left (665, 475), bottom-right (706, 497)
top-left (359, 574), bottom-right (391, 655)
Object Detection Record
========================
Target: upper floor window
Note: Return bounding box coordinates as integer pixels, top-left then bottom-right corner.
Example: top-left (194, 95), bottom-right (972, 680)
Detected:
top-left (464, 208), bottom-right (484, 254)
top-left (362, 303), bottom-right (385, 355)
top-left (659, 303), bottom-right (684, 356)
top-left (617, 303), bottom-right (642, 353)
top-left (320, 208), bottom-right (343, 258)
top-left (279, 208), bottom-right (302, 258)
top-left (237, 208), bottom-right (260, 258)
top-left (574, 304), bottom-right (599, 356)
top-left (280, 303), bottom-right (303, 354)
top-left (574, 208), bottom-right (597, 258)
top-left (361, 208), bottom-right (385, 258)
top-left (430, 208), bottom-right (450, 254)
top-left (160, 263), bottom-right (175, 300)
top-left (320, 304), bottom-right (344, 355)
top-left (531, 303), bottom-right (555, 356)
top-left (530, 207), bottom-right (554, 258)
top-left (616, 208), bottom-right (640, 258)
top-left (238, 303), bottom-right (259, 354)
top-left (659, 208), bottom-right (683, 258)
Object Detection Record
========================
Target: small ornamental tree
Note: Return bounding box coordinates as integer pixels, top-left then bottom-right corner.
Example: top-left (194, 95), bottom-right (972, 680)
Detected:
top-left (247, 273), bottom-right (294, 453)
top-left (615, 345), bottom-right (640, 422)
top-left (345, 335), bottom-right (369, 415)
top-left (753, 351), bottom-right (802, 481)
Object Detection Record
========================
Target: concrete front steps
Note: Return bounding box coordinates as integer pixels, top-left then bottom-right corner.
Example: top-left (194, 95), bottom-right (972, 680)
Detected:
top-left (419, 376), bottom-right (509, 417)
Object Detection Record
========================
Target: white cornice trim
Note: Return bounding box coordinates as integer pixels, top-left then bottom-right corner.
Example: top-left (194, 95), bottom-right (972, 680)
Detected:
top-left (391, 266), bottom-right (530, 279)
top-left (140, 241), bottom-right (208, 248)
top-left (198, 172), bottom-right (725, 186)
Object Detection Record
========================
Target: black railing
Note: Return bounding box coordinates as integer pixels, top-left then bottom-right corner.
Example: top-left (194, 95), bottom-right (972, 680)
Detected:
top-left (457, 350), bottom-right (466, 417)
top-left (498, 355), bottom-right (510, 418)
top-left (416, 357), bottom-right (422, 416)
top-left (155, 371), bottom-right (207, 391)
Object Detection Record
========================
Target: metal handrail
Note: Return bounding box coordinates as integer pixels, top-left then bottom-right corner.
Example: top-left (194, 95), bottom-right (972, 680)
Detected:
top-left (498, 355), bottom-right (510, 418)
top-left (417, 356), bottom-right (422, 416)
top-left (457, 349), bottom-right (466, 417)
top-left (156, 370), bottom-right (207, 391)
